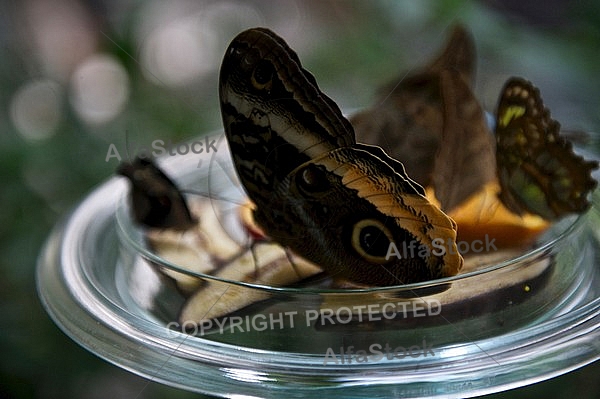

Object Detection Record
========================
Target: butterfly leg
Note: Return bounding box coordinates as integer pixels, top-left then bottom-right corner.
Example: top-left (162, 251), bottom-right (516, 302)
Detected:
top-left (248, 240), bottom-right (262, 279)
top-left (283, 247), bottom-right (303, 279)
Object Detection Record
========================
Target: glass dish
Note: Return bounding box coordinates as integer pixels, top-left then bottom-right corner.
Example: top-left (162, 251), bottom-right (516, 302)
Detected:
top-left (37, 133), bottom-right (600, 398)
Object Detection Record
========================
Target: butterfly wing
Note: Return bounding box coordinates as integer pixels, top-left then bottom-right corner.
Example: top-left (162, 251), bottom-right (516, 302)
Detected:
top-left (432, 70), bottom-right (496, 212)
top-left (220, 28), bottom-right (463, 286)
top-left (219, 28), bottom-right (356, 205)
top-left (426, 24), bottom-right (476, 85)
top-left (351, 24), bottom-right (476, 186)
top-left (495, 77), bottom-right (598, 220)
top-left (256, 147), bottom-right (463, 286)
top-left (117, 157), bottom-right (196, 230)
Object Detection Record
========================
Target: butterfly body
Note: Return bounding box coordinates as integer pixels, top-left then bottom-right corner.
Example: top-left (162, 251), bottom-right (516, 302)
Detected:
top-left (220, 28), bottom-right (462, 286)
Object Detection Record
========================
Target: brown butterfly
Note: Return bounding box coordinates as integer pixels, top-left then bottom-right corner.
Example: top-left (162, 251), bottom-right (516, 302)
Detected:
top-left (495, 78), bottom-right (598, 220)
top-left (219, 27), bottom-right (463, 286)
top-left (350, 24), bottom-right (496, 211)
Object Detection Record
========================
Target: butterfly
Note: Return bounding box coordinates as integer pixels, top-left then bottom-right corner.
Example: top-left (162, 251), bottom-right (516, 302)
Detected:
top-left (351, 24), bottom-right (496, 212)
top-left (495, 77), bottom-right (598, 221)
top-left (117, 156), bottom-right (196, 230)
top-left (219, 27), bottom-right (463, 286)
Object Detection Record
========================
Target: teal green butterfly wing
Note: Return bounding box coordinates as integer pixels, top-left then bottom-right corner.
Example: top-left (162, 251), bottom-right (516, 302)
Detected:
top-left (495, 77), bottom-right (598, 220)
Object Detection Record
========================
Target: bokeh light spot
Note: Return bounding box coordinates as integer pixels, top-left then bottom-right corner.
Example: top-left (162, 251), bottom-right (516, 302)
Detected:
top-left (70, 54), bottom-right (130, 124)
top-left (141, 19), bottom-right (217, 87)
top-left (10, 79), bottom-right (63, 141)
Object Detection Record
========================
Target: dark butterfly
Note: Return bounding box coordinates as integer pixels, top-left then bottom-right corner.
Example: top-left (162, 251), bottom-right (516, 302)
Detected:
top-left (219, 27), bottom-right (463, 286)
top-left (117, 157), bottom-right (196, 230)
top-left (495, 77), bottom-right (598, 220)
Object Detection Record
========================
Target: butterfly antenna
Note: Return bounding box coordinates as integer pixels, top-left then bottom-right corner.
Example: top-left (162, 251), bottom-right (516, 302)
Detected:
top-left (179, 188), bottom-right (246, 206)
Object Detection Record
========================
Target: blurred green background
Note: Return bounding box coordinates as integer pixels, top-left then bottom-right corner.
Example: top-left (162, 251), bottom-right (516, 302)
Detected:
top-left (1, 0), bottom-right (599, 398)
